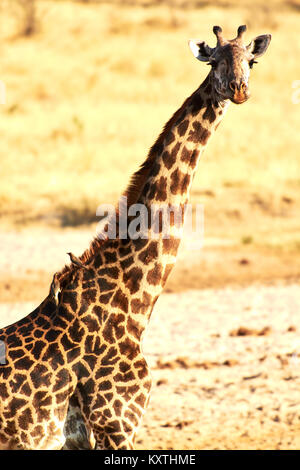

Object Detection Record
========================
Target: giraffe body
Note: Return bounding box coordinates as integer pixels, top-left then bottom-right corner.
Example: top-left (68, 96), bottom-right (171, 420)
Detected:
top-left (0, 26), bottom-right (271, 450)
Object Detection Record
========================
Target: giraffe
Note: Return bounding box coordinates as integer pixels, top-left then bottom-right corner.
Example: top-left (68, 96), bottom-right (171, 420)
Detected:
top-left (0, 25), bottom-right (271, 450)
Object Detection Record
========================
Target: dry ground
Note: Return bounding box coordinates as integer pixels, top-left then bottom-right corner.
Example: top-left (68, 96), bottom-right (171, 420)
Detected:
top-left (137, 284), bottom-right (300, 450)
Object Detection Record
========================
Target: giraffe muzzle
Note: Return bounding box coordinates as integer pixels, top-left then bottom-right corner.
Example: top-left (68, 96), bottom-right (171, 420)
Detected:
top-left (229, 81), bottom-right (250, 104)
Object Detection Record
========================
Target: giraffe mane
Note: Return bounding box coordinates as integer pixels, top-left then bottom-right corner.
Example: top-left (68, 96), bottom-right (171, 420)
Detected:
top-left (123, 92), bottom-right (193, 207)
top-left (56, 91), bottom-right (197, 285)
top-left (57, 236), bottom-right (108, 284)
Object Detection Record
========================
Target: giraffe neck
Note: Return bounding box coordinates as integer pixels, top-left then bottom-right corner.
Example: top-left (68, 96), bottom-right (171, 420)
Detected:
top-left (59, 74), bottom-right (231, 339)
top-left (139, 73), bottom-right (229, 212)
top-left (106, 74), bottom-right (230, 328)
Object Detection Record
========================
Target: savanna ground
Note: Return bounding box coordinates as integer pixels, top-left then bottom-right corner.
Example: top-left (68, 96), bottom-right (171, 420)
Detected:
top-left (0, 0), bottom-right (300, 450)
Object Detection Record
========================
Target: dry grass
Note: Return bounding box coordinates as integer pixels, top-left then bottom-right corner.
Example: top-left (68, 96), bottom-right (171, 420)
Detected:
top-left (0, 0), bottom-right (299, 251)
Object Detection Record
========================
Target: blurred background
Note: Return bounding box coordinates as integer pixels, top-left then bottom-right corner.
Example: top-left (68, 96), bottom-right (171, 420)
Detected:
top-left (0, 0), bottom-right (300, 450)
top-left (0, 0), bottom-right (299, 302)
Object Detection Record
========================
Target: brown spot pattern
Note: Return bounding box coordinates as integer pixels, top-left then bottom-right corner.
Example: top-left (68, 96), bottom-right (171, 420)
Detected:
top-left (155, 176), bottom-right (167, 202)
top-left (170, 168), bottom-right (191, 195)
top-left (177, 119), bottom-right (189, 136)
top-left (162, 141), bottom-right (180, 170)
top-left (123, 267), bottom-right (143, 295)
top-left (188, 121), bottom-right (211, 145)
top-left (111, 289), bottom-right (128, 313)
top-left (146, 263), bottom-right (162, 285)
top-left (203, 99), bottom-right (216, 123)
top-left (138, 241), bottom-right (158, 264)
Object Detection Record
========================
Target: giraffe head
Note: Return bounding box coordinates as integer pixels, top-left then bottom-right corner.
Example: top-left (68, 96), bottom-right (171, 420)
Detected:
top-left (189, 25), bottom-right (271, 104)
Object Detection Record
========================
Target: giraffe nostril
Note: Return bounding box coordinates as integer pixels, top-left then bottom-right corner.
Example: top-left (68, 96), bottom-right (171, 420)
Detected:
top-left (240, 81), bottom-right (247, 91)
top-left (229, 81), bottom-right (236, 92)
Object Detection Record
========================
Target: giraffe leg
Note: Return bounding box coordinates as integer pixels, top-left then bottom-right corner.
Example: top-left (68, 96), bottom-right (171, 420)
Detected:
top-left (81, 387), bottom-right (151, 450)
top-left (63, 393), bottom-right (95, 450)
top-left (76, 359), bottom-right (152, 450)
top-left (63, 386), bottom-right (150, 449)
top-left (82, 396), bottom-right (148, 450)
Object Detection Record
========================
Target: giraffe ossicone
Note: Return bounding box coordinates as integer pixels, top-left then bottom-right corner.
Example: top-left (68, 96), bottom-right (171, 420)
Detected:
top-left (0, 26), bottom-right (271, 450)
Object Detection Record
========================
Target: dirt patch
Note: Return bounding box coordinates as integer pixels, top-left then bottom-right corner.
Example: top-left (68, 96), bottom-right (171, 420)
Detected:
top-left (229, 326), bottom-right (272, 337)
top-left (155, 356), bottom-right (239, 369)
top-left (134, 285), bottom-right (300, 450)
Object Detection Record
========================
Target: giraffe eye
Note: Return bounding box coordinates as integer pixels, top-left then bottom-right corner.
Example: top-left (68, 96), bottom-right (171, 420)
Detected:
top-left (249, 59), bottom-right (258, 69)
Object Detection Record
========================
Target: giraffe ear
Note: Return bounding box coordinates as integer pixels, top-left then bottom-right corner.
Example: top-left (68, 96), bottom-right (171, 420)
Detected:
top-left (189, 40), bottom-right (213, 62)
top-left (247, 34), bottom-right (271, 58)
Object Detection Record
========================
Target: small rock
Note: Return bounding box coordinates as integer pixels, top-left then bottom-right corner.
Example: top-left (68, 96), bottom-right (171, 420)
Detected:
top-left (239, 258), bottom-right (250, 265)
top-left (157, 379), bottom-right (168, 386)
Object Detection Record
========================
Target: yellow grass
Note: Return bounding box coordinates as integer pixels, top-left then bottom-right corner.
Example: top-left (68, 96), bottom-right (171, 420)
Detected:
top-left (0, 0), bottom-right (299, 249)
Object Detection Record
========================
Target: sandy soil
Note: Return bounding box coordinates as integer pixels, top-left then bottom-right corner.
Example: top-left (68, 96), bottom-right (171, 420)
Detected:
top-left (1, 229), bottom-right (300, 450)
top-left (138, 284), bottom-right (300, 450)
